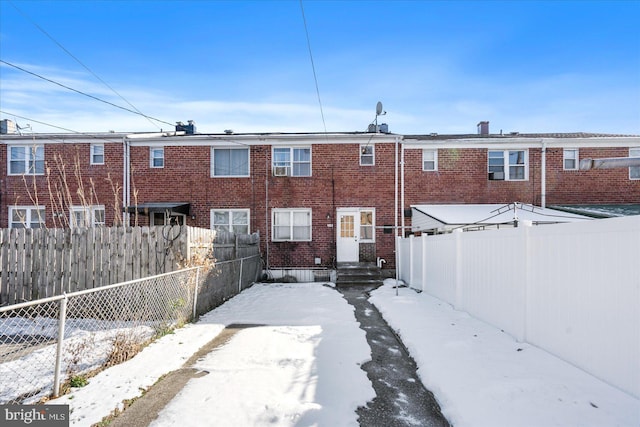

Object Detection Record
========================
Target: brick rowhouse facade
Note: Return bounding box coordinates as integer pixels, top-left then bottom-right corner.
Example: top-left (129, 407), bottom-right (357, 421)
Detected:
top-left (2, 122), bottom-right (639, 271)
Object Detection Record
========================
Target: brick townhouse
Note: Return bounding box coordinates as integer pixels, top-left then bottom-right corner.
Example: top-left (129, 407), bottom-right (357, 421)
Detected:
top-left (1, 119), bottom-right (639, 270)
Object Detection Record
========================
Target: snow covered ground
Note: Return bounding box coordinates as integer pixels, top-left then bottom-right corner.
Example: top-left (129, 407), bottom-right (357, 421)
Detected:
top-left (46, 280), bottom-right (639, 426)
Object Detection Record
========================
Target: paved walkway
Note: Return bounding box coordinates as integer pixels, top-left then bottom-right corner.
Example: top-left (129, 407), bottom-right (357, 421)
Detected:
top-left (109, 286), bottom-right (450, 427)
top-left (339, 285), bottom-right (450, 427)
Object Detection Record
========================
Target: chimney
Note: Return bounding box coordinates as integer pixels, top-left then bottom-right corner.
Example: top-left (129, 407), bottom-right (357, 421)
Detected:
top-left (1, 119), bottom-right (17, 134)
top-left (477, 121), bottom-right (489, 136)
top-left (175, 120), bottom-right (197, 135)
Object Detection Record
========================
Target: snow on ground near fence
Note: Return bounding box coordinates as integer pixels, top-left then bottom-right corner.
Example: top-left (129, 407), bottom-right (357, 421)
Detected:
top-left (0, 317), bottom-right (157, 404)
top-left (49, 282), bottom-right (374, 426)
top-left (47, 280), bottom-right (639, 426)
top-left (370, 279), bottom-right (640, 427)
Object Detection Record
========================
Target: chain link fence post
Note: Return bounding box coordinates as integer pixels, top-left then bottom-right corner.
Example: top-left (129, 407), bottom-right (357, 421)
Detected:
top-left (192, 267), bottom-right (200, 320)
top-left (53, 294), bottom-right (68, 398)
top-left (238, 258), bottom-right (244, 292)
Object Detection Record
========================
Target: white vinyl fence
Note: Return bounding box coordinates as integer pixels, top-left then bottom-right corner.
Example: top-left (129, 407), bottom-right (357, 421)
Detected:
top-left (397, 215), bottom-right (640, 399)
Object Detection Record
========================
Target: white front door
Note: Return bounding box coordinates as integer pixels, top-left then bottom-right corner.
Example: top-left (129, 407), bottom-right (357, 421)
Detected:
top-left (336, 209), bottom-right (359, 262)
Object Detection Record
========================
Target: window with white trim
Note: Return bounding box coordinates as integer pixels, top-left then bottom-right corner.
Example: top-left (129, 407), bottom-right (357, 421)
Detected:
top-left (488, 149), bottom-right (528, 181)
top-left (563, 148), bottom-right (578, 170)
top-left (272, 147), bottom-right (311, 176)
top-left (150, 147), bottom-right (164, 168)
top-left (91, 143), bottom-right (104, 165)
top-left (70, 206), bottom-right (105, 227)
top-left (211, 209), bottom-right (250, 234)
top-left (423, 149), bottom-right (438, 171)
top-left (630, 148), bottom-right (640, 180)
top-left (9, 206), bottom-right (45, 229)
top-left (360, 144), bottom-right (374, 166)
top-left (272, 208), bottom-right (311, 241)
top-left (360, 209), bottom-right (375, 241)
top-left (8, 145), bottom-right (44, 175)
top-left (211, 148), bottom-right (249, 177)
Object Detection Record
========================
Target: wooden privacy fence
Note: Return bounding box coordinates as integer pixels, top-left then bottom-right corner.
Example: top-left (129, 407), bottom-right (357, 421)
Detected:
top-left (0, 226), bottom-right (261, 305)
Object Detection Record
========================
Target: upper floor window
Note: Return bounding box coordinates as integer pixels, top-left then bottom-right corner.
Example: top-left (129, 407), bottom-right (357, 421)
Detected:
top-left (70, 205), bottom-right (105, 228)
top-left (360, 144), bottom-right (374, 166)
top-left (9, 145), bottom-right (44, 175)
top-left (423, 149), bottom-right (438, 171)
top-left (9, 206), bottom-right (45, 229)
top-left (272, 208), bottom-right (311, 241)
top-left (630, 148), bottom-right (640, 180)
top-left (150, 147), bottom-right (164, 168)
top-left (90, 143), bottom-right (104, 165)
top-left (488, 149), bottom-right (528, 181)
top-left (211, 148), bottom-right (249, 177)
top-left (563, 148), bottom-right (578, 170)
top-left (211, 209), bottom-right (250, 234)
top-left (273, 147), bottom-right (311, 177)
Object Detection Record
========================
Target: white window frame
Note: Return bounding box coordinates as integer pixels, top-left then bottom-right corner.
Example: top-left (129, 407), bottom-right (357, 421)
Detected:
top-left (563, 148), bottom-right (579, 170)
top-left (8, 145), bottom-right (45, 175)
top-left (150, 147), bottom-right (164, 168)
top-left (422, 149), bottom-right (438, 171)
top-left (210, 209), bottom-right (250, 234)
top-left (70, 205), bottom-right (105, 228)
top-left (272, 147), bottom-right (311, 177)
top-left (272, 208), bottom-right (312, 242)
top-left (488, 149), bottom-right (528, 181)
top-left (90, 143), bottom-right (105, 165)
top-left (211, 147), bottom-right (250, 177)
top-left (360, 144), bottom-right (375, 166)
top-left (359, 208), bottom-right (375, 242)
top-left (9, 206), bottom-right (45, 229)
top-left (630, 147), bottom-right (640, 180)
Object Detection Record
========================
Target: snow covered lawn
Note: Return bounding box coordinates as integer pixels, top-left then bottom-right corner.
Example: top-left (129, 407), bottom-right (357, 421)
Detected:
top-left (48, 280), bottom-right (640, 427)
top-left (370, 280), bottom-right (640, 427)
top-left (50, 282), bottom-right (374, 426)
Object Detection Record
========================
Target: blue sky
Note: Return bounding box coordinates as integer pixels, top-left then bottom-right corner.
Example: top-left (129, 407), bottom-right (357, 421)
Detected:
top-left (1, 0), bottom-right (638, 135)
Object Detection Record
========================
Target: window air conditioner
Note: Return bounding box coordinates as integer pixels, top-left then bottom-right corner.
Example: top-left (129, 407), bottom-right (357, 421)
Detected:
top-left (488, 171), bottom-right (505, 180)
top-left (274, 166), bottom-right (289, 177)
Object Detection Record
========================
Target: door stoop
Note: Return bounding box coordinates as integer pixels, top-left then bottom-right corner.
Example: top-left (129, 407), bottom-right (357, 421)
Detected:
top-left (335, 262), bottom-right (383, 287)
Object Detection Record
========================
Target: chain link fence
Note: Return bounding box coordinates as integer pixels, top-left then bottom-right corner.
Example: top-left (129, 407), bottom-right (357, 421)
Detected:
top-left (0, 254), bottom-right (262, 405)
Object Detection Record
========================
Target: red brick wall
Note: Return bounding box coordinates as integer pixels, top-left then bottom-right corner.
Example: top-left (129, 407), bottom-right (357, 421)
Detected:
top-left (545, 147), bottom-right (639, 204)
top-left (3, 139), bottom-right (638, 270)
top-left (2, 142), bottom-right (124, 227)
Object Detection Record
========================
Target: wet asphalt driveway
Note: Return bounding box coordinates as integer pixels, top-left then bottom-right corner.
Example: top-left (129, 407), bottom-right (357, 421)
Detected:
top-left (338, 285), bottom-right (450, 427)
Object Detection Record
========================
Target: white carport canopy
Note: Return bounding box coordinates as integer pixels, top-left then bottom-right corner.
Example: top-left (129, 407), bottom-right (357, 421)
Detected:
top-left (411, 203), bottom-right (592, 233)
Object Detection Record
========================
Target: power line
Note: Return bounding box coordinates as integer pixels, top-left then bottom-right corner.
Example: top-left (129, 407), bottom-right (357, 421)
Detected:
top-left (0, 60), bottom-right (175, 127)
top-left (299, 0), bottom-right (328, 134)
top-left (0, 110), bottom-right (126, 144)
top-left (7, 0), bottom-right (162, 131)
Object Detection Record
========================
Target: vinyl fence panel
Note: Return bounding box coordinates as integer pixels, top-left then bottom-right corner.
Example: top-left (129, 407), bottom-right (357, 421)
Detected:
top-left (398, 216), bottom-right (640, 399)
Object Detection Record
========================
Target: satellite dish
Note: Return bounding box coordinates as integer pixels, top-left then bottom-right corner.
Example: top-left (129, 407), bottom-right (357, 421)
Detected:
top-left (376, 101), bottom-right (383, 116)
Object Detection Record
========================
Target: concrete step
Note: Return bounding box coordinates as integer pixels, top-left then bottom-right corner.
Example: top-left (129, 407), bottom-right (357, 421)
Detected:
top-left (336, 263), bottom-right (382, 287)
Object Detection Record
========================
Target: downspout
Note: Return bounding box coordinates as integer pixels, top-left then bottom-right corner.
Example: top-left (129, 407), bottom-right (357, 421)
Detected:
top-left (123, 136), bottom-right (130, 226)
top-left (541, 140), bottom-right (546, 208)
top-left (401, 142), bottom-right (406, 233)
top-left (394, 136), bottom-right (400, 295)
top-left (265, 149), bottom-right (270, 270)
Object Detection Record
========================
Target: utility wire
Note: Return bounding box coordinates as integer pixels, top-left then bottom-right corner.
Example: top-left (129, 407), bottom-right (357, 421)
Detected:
top-left (7, 0), bottom-right (163, 131)
top-left (1, 110), bottom-right (129, 144)
top-left (299, 0), bottom-right (328, 134)
top-left (0, 60), bottom-right (174, 127)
